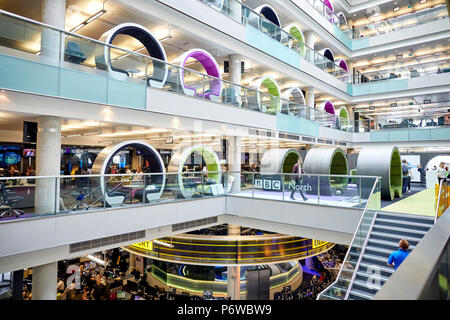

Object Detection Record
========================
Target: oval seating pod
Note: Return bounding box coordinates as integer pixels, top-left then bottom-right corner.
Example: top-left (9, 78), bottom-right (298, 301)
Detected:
top-left (303, 147), bottom-right (348, 196)
top-left (176, 48), bottom-right (222, 101)
top-left (282, 87), bottom-right (306, 116)
top-left (248, 76), bottom-right (282, 114)
top-left (95, 23), bottom-right (168, 87)
top-left (283, 24), bottom-right (305, 57)
top-left (254, 4), bottom-right (281, 27)
top-left (260, 148), bottom-right (302, 179)
top-left (336, 59), bottom-right (348, 72)
top-left (337, 106), bottom-right (350, 131)
top-left (319, 48), bottom-right (335, 63)
top-left (356, 146), bottom-right (402, 201)
top-left (91, 140), bottom-right (166, 206)
top-left (319, 100), bottom-right (336, 115)
top-left (168, 145), bottom-right (223, 199)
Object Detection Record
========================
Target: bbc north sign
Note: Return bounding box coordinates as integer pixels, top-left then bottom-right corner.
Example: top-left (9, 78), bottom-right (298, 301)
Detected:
top-left (254, 178), bottom-right (312, 192)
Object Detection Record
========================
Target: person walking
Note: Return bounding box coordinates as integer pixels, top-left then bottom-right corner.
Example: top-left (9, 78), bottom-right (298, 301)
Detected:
top-left (290, 158), bottom-right (308, 201)
top-left (387, 239), bottom-right (410, 271)
top-left (401, 160), bottom-right (409, 195)
top-left (437, 162), bottom-right (447, 186)
top-left (417, 164), bottom-right (426, 187)
top-left (406, 161), bottom-right (413, 193)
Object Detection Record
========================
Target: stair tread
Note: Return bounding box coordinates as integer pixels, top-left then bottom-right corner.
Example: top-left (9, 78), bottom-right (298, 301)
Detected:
top-left (370, 231), bottom-right (422, 242)
top-left (378, 211), bottom-right (435, 222)
top-left (365, 246), bottom-right (396, 255)
top-left (375, 218), bottom-right (433, 229)
top-left (362, 253), bottom-right (388, 262)
top-left (368, 238), bottom-right (416, 249)
top-left (349, 288), bottom-right (375, 299)
top-left (356, 270), bottom-right (390, 282)
top-left (372, 224), bottom-right (427, 235)
top-left (359, 261), bottom-right (394, 273)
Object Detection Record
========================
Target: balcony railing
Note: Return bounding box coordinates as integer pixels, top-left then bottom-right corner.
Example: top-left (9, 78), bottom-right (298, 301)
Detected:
top-left (354, 57), bottom-right (450, 84)
top-left (352, 4), bottom-right (448, 39)
top-left (197, 0), bottom-right (349, 78)
top-left (305, 0), bottom-right (448, 40)
top-left (0, 172), bottom-right (378, 224)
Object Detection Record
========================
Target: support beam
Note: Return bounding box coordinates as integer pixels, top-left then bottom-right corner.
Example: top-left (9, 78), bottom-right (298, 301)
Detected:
top-left (32, 262), bottom-right (57, 300)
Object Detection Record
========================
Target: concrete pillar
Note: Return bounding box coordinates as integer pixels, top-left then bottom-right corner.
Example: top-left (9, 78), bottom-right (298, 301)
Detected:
top-left (32, 262), bottom-right (57, 300)
top-left (303, 30), bottom-right (315, 63)
top-left (41, 0), bottom-right (66, 63)
top-left (227, 136), bottom-right (241, 193)
top-left (306, 87), bottom-right (315, 120)
top-left (129, 253), bottom-right (136, 271)
top-left (227, 224), bottom-right (241, 300)
top-left (228, 54), bottom-right (242, 105)
top-left (35, 116), bottom-right (62, 214)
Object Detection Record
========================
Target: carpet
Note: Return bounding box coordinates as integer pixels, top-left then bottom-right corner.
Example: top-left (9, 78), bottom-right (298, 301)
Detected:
top-left (381, 188), bottom-right (436, 217)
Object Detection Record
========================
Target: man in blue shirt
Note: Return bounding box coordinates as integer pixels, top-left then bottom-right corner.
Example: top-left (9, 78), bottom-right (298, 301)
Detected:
top-left (387, 239), bottom-right (410, 271)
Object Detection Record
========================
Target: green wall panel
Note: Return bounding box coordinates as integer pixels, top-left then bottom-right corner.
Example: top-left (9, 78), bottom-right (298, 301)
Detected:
top-left (107, 78), bottom-right (146, 109)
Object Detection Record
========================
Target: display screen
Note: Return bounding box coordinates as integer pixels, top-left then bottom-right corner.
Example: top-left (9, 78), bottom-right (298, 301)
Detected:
top-left (0, 145), bottom-right (21, 166)
top-left (23, 148), bottom-right (36, 157)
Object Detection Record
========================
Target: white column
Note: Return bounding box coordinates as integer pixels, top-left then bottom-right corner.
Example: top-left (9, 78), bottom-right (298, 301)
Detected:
top-left (32, 262), bottom-right (57, 300)
top-left (41, 0), bottom-right (66, 63)
top-left (305, 257), bottom-right (313, 269)
top-left (227, 136), bottom-right (241, 193)
top-left (303, 30), bottom-right (315, 63)
top-left (227, 224), bottom-right (241, 300)
top-left (306, 87), bottom-right (315, 120)
top-left (229, 54), bottom-right (242, 105)
top-left (35, 116), bottom-right (62, 214)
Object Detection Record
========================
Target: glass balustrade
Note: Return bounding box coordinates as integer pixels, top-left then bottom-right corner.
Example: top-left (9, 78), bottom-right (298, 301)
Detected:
top-left (354, 58), bottom-right (450, 84)
top-left (196, 0), bottom-right (348, 78)
top-left (352, 5), bottom-right (448, 39)
top-left (0, 172), bottom-right (378, 223)
top-left (0, 9), bottom-right (448, 135)
top-left (306, 0), bottom-right (447, 40)
top-left (317, 178), bottom-right (381, 300)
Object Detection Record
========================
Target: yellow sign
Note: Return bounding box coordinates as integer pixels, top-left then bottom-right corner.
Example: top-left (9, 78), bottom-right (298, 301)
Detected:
top-left (312, 239), bottom-right (328, 249)
top-left (131, 241), bottom-right (153, 251)
top-left (435, 183), bottom-right (449, 219)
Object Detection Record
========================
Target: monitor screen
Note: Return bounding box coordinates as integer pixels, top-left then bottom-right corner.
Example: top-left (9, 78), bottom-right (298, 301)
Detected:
top-left (116, 291), bottom-right (126, 299)
top-left (0, 151), bottom-right (21, 166)
top-left (23, 148), bottom-right (36, 157)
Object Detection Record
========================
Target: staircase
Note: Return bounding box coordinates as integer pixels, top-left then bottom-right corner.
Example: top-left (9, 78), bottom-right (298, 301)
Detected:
top-left (319, 211), bottom-right (435, 300)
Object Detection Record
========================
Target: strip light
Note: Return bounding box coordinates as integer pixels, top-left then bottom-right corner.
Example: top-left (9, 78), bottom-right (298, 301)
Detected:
top-left (85, 254), bottom-right (107, 266)
top-left (153, 239), bottom-right (174, 248)
top-left (69, 9), bottom-right (106, 33)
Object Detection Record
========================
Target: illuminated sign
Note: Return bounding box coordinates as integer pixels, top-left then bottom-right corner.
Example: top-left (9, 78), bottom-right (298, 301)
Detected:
top-left (312, 239), bottom-right (328, 249)
top-left (132, 241), bottom-right (153, 251)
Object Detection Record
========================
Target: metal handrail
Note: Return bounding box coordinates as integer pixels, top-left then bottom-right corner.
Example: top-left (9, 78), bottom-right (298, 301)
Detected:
top-left (316, 176), bottom-right (380, 300)
top-left (344, 212), bottom-right (378, 300)
top-left (0, 171), bottom-right (379, 180)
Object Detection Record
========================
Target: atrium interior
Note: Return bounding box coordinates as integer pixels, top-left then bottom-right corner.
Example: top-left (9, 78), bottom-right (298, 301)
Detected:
top-left (0, 0), bottom-right (449, 302)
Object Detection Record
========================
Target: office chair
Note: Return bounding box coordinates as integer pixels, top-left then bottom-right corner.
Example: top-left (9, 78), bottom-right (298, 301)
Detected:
top-left (0, 181), bottom-right (24, 219)
top-left (65, 41), bottom-right (87, 64)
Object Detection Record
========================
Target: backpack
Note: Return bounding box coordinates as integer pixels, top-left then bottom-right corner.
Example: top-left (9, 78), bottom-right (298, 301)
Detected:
top-left (402, 164), bottom-right (409, 175)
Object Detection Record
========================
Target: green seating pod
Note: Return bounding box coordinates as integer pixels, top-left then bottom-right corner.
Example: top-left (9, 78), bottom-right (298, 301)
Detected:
top-left (260, 148), bottom-right (301, 182)
top-left (356, 146), bottom-right (402, 201)
top-left (303, 147), bottom-right (348, 196)
top-left (168, 145), bottom-right (222, 199)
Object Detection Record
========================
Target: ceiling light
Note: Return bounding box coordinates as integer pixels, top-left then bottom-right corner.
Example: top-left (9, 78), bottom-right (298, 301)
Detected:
top-left (419, 0), bottom-right (426, 4)
top-left (85, 254), bottom-right (107, 266)
top-left (153, 239), bottom-right (174, 248)
top-left (369, 106), bottom-right (375, 110)
top-left (373, 12), bottom-right (380, 17)
top-left (69, 9), bottom-right (106, 33)
top-left (159, 35), bottom-right (173, 42)
top-left (393, 7), bottom-right (400, 12)
top-left (390, 103), bottom-right (398, 107)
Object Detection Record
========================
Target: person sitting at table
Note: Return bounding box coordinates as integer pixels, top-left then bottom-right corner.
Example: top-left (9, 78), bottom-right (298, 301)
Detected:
top-left (108, 164), bottom-right (118, 174)
top-left (132, 167), bottom-right (144, 182)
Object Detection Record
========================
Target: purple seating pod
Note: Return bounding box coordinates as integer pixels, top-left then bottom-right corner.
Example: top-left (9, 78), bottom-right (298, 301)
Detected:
top-left (177, 49), bottom-right (222, 100)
